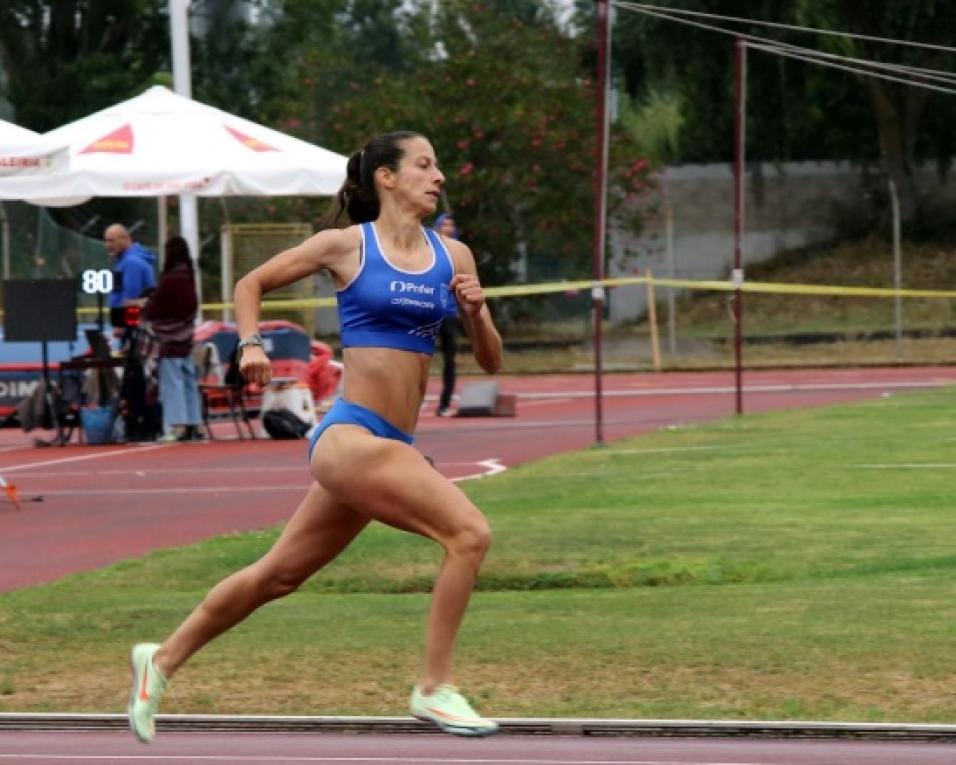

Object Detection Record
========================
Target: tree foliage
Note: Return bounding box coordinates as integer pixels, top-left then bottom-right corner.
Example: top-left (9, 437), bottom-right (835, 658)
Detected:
top-left (797, 0), bottom-right (956, 221)
top-left (0, 0), bottom-right (168, 132)
top-left (259, 0), bottom-right (651, 283)
top-left (612, 0), bottom-right (956, 224)
top-left (0, 0), bottom-right (651, 284)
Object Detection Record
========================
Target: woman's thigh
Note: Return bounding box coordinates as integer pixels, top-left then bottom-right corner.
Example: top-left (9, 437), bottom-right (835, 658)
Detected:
top-left (256, 481), bottom-right (371, 583)
top-left (310, 425), bottom-right (488, 545)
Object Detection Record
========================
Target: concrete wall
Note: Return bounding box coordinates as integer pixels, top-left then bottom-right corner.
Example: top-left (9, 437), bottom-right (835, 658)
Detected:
top-left (608, 160), bottom-right (955, 321)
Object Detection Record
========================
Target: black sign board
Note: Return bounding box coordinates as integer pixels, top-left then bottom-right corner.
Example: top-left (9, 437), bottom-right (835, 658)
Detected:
top-left (3, 279), bottom-right (78, 342)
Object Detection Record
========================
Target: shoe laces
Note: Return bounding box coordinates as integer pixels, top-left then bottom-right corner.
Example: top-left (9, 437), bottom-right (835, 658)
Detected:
top-left (431, 683), bottom-right (460, 700)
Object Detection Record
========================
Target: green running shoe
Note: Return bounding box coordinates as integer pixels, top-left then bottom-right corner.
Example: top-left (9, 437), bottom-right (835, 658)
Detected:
top-left (410, 683), bottom-right (499, 737)
top-left (127, 643), bottom-right (168, 743)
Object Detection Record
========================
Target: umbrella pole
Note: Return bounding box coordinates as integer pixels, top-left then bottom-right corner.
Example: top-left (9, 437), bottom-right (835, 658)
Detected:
top-left (0, 202), bottom-right (9, 280)
top-left (180, 194), bottom-right (202, 318)
top-left (157, 196), bottom-right (167, 262)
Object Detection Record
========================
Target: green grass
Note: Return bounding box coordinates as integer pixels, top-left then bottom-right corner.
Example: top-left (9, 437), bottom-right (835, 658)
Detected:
top-left (4, 387), bottom-right (956, 720)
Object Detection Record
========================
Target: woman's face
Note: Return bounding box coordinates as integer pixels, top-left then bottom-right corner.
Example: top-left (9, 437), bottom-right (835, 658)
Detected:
top-left (381, 136), bottom-right (445, 216)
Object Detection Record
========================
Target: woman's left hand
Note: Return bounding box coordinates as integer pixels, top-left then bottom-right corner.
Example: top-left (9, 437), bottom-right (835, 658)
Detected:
top-left (450, 273), bottom-right (485, 318)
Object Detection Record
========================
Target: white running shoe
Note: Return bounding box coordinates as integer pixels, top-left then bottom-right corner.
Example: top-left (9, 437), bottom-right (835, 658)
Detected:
top-left (410, 683), bottom-right (498, 737)
top-left (127, 643), bottom-right (168, 743)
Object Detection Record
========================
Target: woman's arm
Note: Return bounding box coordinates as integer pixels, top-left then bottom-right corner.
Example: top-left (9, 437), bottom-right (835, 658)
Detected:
top-left (234, 226), bottom-right (360, 385)
top-left (447, 239), bottom-right (502, 375)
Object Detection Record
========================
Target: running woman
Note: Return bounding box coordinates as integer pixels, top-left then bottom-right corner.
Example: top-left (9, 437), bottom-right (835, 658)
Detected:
top-left (128, 131), bottom-right (503, 741)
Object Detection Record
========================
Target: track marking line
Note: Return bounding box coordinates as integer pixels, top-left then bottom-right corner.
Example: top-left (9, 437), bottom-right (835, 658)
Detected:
top-left (513, 380), bottom-right (952, 400)
top-left (0, 443), bottom-right (171, 474)
top-left (29, 485), bottom-right (310, 497)
top-left (0, 755), bottom-right (770, 764)
top-left (851, 463), bottom-right (956, 469)
top-left (603, 445), bottom-right (755, 455)
top-left (9, 466), bottom-right (309, 478)
top-left (451, 458), bottom-right (508, 483)
top-left (516, 397), bottom-right (574, 408)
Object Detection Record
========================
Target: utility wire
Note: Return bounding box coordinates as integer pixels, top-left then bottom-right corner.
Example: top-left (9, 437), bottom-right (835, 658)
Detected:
top-left (615, 2), bottom-right (956, 95)
top-left (771, 42), bottom-right (956, 86)
top-left (749, 42), bottom-right (956, 98)
top-left (614, 1), bottom-right (956, 56)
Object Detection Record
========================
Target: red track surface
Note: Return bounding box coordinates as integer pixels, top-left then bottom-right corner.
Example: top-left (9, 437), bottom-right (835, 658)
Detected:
top-left (2, 730), bottom-right (956, 764)
top-left (2, 366), bottom-right (955, 593)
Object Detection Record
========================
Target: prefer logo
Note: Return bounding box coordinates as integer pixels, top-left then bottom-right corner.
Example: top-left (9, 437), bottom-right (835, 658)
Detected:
top-left (390, 280), bottom-right (435, 295)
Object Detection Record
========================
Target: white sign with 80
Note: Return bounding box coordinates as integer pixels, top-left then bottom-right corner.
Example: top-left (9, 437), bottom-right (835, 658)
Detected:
top-left (81, 269), bottom-right (113, 295)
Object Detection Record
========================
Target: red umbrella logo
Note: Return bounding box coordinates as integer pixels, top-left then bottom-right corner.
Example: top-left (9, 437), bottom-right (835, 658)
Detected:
top-left (80, 124), bottom-right (134, 154)
top-left (224, 125), bottom-right (278, 152)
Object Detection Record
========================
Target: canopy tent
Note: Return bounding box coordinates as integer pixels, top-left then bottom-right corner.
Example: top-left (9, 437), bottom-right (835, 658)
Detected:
top-left (0, 86), bottom-right (346, 202)
top-left (0, 119), bottom-right (69, 179)
top-left (0, 87), bottom-right (347, 309)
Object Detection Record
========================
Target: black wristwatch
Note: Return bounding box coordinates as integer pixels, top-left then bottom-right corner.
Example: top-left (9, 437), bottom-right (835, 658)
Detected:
top-left (237, 334), bottom-right (264, 357)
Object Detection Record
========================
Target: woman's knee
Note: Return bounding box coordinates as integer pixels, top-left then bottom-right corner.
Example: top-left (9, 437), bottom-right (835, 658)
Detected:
top-left (445, 514), bottom-right (492, 560)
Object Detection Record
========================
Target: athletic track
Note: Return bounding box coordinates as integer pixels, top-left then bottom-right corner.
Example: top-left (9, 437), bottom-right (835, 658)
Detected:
top-left (3, 367), bottom-right (956, 764)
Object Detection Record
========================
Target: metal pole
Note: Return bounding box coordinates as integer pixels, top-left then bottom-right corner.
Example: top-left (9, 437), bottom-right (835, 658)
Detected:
top-left (157, 196), bottom-right (167, 259)
top-left (221, 224), bottom-right (233, 323)
top-left (0, 202), bottom-right (9, 280)
top-left (592, 0), bottom-right (611, 447)
top-left (665, 188), bottom-right (677, 357)
top-left (170, 0), bottom-right (202, 317)
top-left (889, 179), bottom-right (903, 361)
top-left (733, 38), bottom-right (747, 415)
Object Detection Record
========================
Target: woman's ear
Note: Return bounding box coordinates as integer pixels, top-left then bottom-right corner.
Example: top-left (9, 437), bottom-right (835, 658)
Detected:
top-left (375, 165), bottom-right (396, 191)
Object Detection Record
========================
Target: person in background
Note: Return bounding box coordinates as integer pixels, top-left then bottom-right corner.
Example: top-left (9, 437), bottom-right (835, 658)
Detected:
top-left (142, 236), bottom-right (203, 442)
top-left (104, 223), bottom-right (156, 334)
top-left (126, 130), bottom-right (503, 743)
top-left (434, 213), bottom-right (459, 417)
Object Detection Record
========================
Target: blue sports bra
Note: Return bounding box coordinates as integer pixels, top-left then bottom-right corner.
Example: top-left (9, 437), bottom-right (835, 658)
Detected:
top-left (337, 222), bottom-right (458, 355)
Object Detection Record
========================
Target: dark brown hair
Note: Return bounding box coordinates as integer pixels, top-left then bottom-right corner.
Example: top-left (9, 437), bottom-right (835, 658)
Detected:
top-left (330, 131), bottom-right (423, 224)
top-left (163, 235), bottom-right (194, 278)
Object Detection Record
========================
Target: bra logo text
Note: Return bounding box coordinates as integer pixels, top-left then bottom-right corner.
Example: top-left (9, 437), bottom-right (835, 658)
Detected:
top-left (390, 281), bottom-right (435, 295)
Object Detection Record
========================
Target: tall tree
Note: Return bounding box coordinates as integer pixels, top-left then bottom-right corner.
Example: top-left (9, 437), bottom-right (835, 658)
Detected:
top-left (797, 0), bottom-right (956, 222)
top-left (0, 0), bottom-right (168, 131)
top-left (269, 0), bottom-right (651, 284)
top-left (612, 0), bottom-right (875, 164)
top-left (612, 0), bottom-right (956, 224)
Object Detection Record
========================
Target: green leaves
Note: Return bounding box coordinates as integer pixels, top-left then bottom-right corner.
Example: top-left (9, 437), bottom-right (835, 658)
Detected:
top-left (0, 0), bottom-right (167, 131)
top-left (251, 0), bottom-right (653, 285)
top-left (0, 0), bottom-right (655, 287)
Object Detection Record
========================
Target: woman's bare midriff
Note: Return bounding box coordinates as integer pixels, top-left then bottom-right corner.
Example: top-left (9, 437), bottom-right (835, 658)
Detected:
top-left (339, 346), bottom-right (431, 433)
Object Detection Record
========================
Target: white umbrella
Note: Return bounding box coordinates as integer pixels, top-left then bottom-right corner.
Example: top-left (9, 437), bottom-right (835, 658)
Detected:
top-left (0, 85), bottom-right (346, 201)
top-left (0, 119), bottom-right (69, 179)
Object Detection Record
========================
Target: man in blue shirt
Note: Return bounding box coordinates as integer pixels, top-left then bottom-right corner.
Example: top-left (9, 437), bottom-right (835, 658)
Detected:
top-left (104, 223), bottom-right (156, 330)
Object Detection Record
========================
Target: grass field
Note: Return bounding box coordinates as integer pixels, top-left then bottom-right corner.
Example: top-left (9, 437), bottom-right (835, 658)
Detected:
top-left (3, 386), bottom-right (956, 721)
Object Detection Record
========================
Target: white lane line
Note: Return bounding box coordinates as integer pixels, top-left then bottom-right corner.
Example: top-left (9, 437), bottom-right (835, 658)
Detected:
top-left (0, 755), bottom-right (768, 764)
top-left (10, 466), bottom-right (308, 479)
top-left (451, 458), bottom-right (508, 483)
top-left (0, 443), bottom-right (171, 473)
top-left (604, 445), bottom-right (755, 455)
top-left (517, 397), bottom-right (574, 408)
top-left (15, 462), bottom-right (506, 479)
top-left (851, 463), bottom-right (956, 469)
top-left (26, 485), bottom-right (310, 497)
top-left (513, 380), bottom-right (952, 399)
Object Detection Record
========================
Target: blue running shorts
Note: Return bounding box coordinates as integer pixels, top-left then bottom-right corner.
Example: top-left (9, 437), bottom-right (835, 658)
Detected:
top-left (308, 398), bottom-right (415, 460)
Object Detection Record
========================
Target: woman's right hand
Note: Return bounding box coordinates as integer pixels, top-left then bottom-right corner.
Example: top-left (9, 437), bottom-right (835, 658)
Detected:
top-left (238, 346), bottom-right (272, 386)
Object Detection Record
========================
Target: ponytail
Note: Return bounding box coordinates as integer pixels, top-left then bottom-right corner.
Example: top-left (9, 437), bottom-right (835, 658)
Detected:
top-left (324, 131), bottom-right (423, 226)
